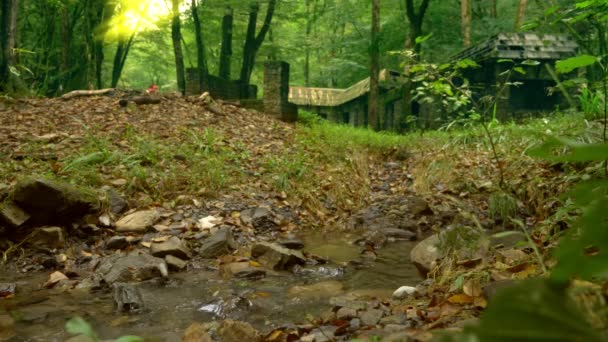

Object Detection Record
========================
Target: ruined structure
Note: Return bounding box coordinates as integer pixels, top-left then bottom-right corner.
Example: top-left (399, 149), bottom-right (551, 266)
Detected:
top-left (289, 69), bottom-right (406, 129)
top-left (264, 61), bottom-right (298, 122)
top-left (185, 69), bottom-right (257, 100)
top-left (452, 32), bottom-right (578, 115)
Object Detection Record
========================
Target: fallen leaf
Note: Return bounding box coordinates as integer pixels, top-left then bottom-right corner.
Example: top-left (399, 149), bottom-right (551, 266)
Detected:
top-left (463, 279), bottom-right (483, 297)
top-left (447, 294), bottom-right (474, 304)
top-left (44, 271), bottom-right (68, 288)
top-left (197, 215), bottom-right (221, 230)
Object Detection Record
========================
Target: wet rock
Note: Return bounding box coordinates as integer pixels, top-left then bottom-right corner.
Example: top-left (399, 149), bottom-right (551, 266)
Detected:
top-left (98, 253), bottom-right (167, 284)
top-left (199, 228), bottom-right (237, 258)
top-left (410, 234), bottom-right (442, 276)
top-left (383, 324), bottom-right (409, 333)
top-left (360, 309), bottom-right (384, 326)
top-left (302, 326), bottom-right (337, 342)
top-left (217, 319), bottom-right (260, 342)
top-left (106, 236), bottom-right (129, 250)
top-left (382, 228), bottom-right (416, 241)
top-left (198, 296), bottom-right (252, 319)
top-left (336, 307), bottom-right (358, 320)
top-left (113, 282), bottom-right (145, 313)
top-left (183, 323), bottom-right (213, 342)
top-left (288, 280), bottom-right (344, 299)
top-left (408, 196), bottom-right (432, 216)
top-left (13, 178), bottom-right (100, 223)
top-left (27, 226), bottom-right (65, 249)
top-left (392, 286), bottom-right (418, 299)
top-left (165, 255), bottom-right (187, 271)
top-left (350, 318), bottom-right (361, 330)
top-left (107, 188), bottom-right (127, 215)
top-left (115, 210), bottom-right (159, 233)
top-left (293, 265), bottom-right (345, 278)
top-left (279, 238), bottom-right (305, 250)
top-left (251, 242), bottom-right (306, 270)
top-left (0, 201), bottom-right (30, 228)
top-left (491, 230), bottom-right (526, 248)
top-left (240, 207), bottom-right (275, 231)
top-left (0, 283), bottom-right (16, 297)
top-left (150, 236), bottom-right (191, 259)
top-left (220, 262), bottom-right (266, 279)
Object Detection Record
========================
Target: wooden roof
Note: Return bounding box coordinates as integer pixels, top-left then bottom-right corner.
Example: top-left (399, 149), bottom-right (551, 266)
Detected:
top-left (289, 69), bottom-right (404, 107)
top-left (452, 32), bottom-right (578, 62)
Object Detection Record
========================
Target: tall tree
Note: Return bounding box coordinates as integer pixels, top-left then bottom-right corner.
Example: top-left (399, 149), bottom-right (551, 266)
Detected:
top-left (0, 0), bottom-right (18, 92)
top-left (514, 0), bottom-right (527, 30)
top-left (405, 0), bottom-right (431, 55)
top-left (219, 6), bottom-right (233, 80)
top-left (191, 0), bottom-right (208, 92)
top-left (171, 0), bottom-right (186, 95)
top-left (490, 0), bottom-right (497, 18)
top-left (369, 0), bottom-right (381, 131)
top-left (239, 0), bottom-right (277, 88)
top-left (461, 0), bottom-right (471, 47)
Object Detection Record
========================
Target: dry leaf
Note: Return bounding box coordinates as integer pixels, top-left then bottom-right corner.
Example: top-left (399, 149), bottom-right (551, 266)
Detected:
top-left (447, 294), bottom-right (474, 305)
top-left (197, 215), bottom-right (221, 229)
top-left (44, 271), bottom-right (68, 288)
top-left (463, 279), bottom-right (482, 297)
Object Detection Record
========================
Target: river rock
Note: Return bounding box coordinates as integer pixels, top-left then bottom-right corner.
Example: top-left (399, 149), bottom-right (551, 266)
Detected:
top-left (98, 253), bottom-right (167, 284)
top-left (29, 227), bottom-right (65, 249)
top-left (106, 188), bottom-right (127, 215)
top-left (165, 255), bottom-right (187, 271)
top-left (392, 286), bottom-right (418, 299)
top-left (240, 207), bottom-right (275, 231)
top-left (12, 178), bottom-right (99, 223)
top-left (288, 280), bottom-right (344, 299)
top-left (199, 228), bottom-right (237, 258)
top-left (115, 210), bottom-right (159, 233)
top-left (382, 228), bottom-right (416, 240)
top-left (106, 236), bottom-right (129, 250)
top-left (336, 307), bottom-right (358, 320)
top-left (279, 238), bottom-right (305, 250)
top-left (150, 236), bottom-right (191, 259)
top-left (251, 242), bottom-right (305, 270)
top-left (0, 283), bottom-right (16, 297)
top-left (220, 262), bottom-right (266, 279)
top-left (359, 308), bottom-right (385, 326)
top-left (407, 196), bottom-right (432, 216)
top-left (113, 282), bottom-right (145, 313)
top-left (217, 319), bottom-right (260, 342)
top-left (410, 234), bottom-right (442, 276)
top-left (0, 201), bottom-right (30, 228)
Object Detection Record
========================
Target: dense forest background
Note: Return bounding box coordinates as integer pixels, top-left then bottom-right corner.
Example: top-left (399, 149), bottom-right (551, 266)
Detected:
top-left (0, 0), bottom-right (581, 96)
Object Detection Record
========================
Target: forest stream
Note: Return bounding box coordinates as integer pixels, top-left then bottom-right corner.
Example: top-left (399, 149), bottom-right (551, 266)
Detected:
top-left (0, 231), bottom-right (420, 341)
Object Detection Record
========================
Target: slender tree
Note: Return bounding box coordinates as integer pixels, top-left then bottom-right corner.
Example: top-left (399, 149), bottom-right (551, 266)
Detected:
top-left (171, 0), bottom-right (186, 95)
top-left (0, 0), bottom-right (18, 92)
top-left (239, 0), bottom-right (277, 89)
top-left (514, 0), bottom-right (527, 31)
top-left (405, 0), bottom-right (431, 55)
top-left (369, 0), bottom-right (381, 131)
top-left (219, 6), bottom-right (233, 80)
top-left (490, 0), bottom-right (497, 18)
top-left (461, 0), bottom-right (471, 47)
top-left (191, 0), bottom-right (208, 92)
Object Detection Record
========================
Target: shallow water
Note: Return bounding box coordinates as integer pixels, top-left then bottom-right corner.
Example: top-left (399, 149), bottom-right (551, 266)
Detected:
top-left (0, 231), bottom-right (421, 341)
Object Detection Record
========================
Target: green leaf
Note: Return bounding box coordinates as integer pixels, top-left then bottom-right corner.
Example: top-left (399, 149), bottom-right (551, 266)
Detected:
top-left (555, 55), bottom-right (597, 74)
top-left (115, 336), bottom-right (145, 342)
top-left (513, 67), bottom-right (526, 75)
top-left (415, 33), bottom-right (433, 44)
top-left (65, 316), bottom-right (97, 340)
top-left (521, 59), bottom-right (540, 66)
top-left (456, 59), bottom-right (480, 70)
top-left (465, 279), bottom-right (604, 341)
top-left (527, 137), bottom-right (608, 162)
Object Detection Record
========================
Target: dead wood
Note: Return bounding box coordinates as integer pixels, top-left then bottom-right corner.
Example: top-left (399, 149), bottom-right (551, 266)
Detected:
top-left (61, 88), bottom-right (115, 101)
top-left (118, 96), bottom-right (162, 107)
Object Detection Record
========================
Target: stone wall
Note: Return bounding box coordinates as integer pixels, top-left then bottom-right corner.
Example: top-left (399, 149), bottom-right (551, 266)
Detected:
top-left (264, 61), bottom-right (298, 123)
top-left (186, 69), bottom-right (257, 100)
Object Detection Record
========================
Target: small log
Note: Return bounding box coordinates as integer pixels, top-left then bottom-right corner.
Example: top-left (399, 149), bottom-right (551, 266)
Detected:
top-left (119, 96), bottom-right (162, 107)
top-left (61, 88), bottom-right (115, 100)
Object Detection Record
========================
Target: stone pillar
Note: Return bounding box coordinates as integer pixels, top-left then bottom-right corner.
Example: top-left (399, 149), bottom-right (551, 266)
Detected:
top-left (264, 61), bottom-right (298, 122)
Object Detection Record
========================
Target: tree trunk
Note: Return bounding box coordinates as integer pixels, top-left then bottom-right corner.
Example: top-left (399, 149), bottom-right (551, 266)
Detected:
top-left (191, 0), bottom-right (208, 92)
top-left (461, 0), bottom-right (471, 47)
top-left (490, 0), bottom-right (497, 18)
top-left (219, 6), bottom-right (233, 80)
top-left (0, 0), bottom-right (18, 91)
top-left (171, 0), bottom-right (186, 95)
top-left (111, 39), bottom-right (126, 88)
top-left (305, 0), bottom-right (311, 87)
top-left (405, 0), bottom-right (431, 55)
top-left (514, 0), bottom-right (527, 31)
top-left (369, 0), bottom-right (381, 131)
top-left (239, 0), bottom-right (277, 89)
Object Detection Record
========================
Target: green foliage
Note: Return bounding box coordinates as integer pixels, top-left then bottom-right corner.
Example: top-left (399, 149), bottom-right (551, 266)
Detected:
top-left (556, 55), bottom-right (599, 74)
top-left (458, 279), bottom-right (604, 342)
top-left (65, 317), bottom-right (97, 340)
top-left (488, 191), bottom-right (517, 222)
top-left (577, 87), bottom-right (604, 120)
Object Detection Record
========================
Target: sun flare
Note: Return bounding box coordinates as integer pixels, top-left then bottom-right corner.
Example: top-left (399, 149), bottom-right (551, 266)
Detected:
top-left (105, 0), bottom-right (173, 40)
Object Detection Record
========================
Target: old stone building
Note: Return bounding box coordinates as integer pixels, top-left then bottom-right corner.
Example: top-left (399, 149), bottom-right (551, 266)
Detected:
top-left (289, 69), bottom-right (406, 129)
top-left (452, 32), bottom-right (579, 116)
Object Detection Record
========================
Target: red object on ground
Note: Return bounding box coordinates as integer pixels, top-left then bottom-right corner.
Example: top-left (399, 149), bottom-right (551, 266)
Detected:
top-left (146, 84), bottom-right (159, 94)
